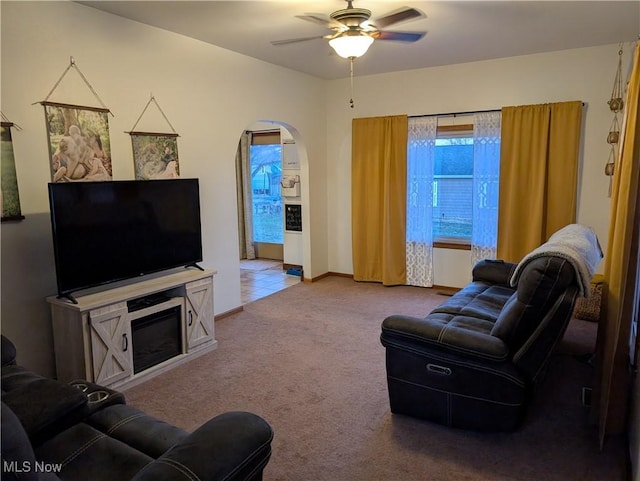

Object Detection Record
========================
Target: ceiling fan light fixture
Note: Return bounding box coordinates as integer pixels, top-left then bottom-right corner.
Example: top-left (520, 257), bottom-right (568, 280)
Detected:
top-left (329, 33), bottom-right (374, 58)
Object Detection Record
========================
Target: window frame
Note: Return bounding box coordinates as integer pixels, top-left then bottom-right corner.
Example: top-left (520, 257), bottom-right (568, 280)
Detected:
top-left (249, 130), bottom-right (283, 245)
top-left (432, 124), bottom-right (474, 249)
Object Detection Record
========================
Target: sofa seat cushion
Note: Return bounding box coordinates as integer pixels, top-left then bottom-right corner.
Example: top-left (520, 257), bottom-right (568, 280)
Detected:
top-left (34, 423), bottom-right (153, 481)
top-left (381, 280), bottom-right (516, 362)
top-left (431, 283), bottom-right (515, 323)
top-left (382, 314), bottom-right (509, 361)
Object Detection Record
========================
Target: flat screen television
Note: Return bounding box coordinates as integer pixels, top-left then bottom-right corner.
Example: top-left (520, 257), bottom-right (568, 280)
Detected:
top-left (48, 179), bottom-right (203, 302)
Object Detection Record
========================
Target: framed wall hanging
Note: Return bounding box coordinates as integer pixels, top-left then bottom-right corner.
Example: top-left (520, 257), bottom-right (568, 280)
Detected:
top-left (130, 132), bottom-right (179, 180)
top-left (1, 118), bottom-right (25, 221)
top-left (127, 95), bottom-right (180, 180)
top-left (37, 57), bottom-right (113, 183)
top-left (44, 103), bottom-right (112, 182)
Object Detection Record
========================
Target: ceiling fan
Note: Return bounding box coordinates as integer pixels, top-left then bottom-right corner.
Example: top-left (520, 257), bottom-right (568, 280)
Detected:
top-left (271, 1), bottom-right (426, 59)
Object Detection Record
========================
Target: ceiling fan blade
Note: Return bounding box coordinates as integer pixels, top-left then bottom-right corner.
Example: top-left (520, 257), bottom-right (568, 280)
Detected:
top-left (296, 14), bottom-right (343, 30)
top-left (271, 35), bottom-right (326, 46)
top-left (374, 7), bottom-right (424, 29)
top-left (374, 31), bottom-right (426, 42)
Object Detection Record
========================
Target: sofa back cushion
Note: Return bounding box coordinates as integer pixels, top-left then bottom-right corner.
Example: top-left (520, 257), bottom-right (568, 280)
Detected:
top-left (490, 256), bottom-right (575, 351)
top-left (1, 335), bottom-right (17, 366)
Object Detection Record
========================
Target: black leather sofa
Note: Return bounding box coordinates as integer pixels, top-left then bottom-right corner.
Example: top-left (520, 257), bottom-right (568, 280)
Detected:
top-left (1, 335), bottom-right (273, 481)
top-left (380, 224), bottom-right (602, 431)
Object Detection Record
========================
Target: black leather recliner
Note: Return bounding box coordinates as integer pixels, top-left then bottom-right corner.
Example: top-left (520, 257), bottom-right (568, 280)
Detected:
top-left (1, 335), bottom-right (273, 481)
top-left (380, 224), bottom-right (602, 431)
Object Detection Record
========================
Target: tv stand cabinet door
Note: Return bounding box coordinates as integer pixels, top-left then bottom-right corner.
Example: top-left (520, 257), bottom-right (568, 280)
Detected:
top-left (89, 302), bottom-right (133, 386)
top-left (185, 277), bottom-right (214, 351)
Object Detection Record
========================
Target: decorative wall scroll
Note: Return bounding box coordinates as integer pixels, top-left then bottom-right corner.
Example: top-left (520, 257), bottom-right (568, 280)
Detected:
top-left (37, 57), bottom-right (113, 182)
top-left (1, 119), bottom-right (25, 221)
top-left (131, 133), bottom-right (179, 180)
top-left (44, 103), bottom-right (113, 182)
top-left (127, 95), bottom-right (180, 180)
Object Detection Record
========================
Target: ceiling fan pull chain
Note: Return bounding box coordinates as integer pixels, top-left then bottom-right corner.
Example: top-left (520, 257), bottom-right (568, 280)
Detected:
top-left (350, 58), bottom-right (355, 108)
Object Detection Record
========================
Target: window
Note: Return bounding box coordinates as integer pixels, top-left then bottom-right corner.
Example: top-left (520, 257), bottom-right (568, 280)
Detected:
top-left (433, 125), bottom-right (474, 244)
top-left (406, 112), bottom-right (501, 274)
top-left (250, 131), bottom-right (282, 244)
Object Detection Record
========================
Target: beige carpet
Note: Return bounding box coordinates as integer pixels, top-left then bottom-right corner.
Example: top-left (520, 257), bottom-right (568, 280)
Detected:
top-left (124, 276), bottom-right (626, 481)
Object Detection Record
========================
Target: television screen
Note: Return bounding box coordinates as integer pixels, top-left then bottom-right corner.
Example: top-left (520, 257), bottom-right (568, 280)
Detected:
top-left (48, 179), bottom-right (203, 300)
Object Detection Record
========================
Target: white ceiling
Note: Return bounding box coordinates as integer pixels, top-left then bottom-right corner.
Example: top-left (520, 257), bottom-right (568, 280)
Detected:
top-left (78, 1), bottom-right (639, 80)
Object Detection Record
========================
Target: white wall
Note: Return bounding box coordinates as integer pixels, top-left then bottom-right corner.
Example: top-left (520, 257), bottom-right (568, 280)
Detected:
top-left (0, 1), bottom-right (328, 376)
top-left (325, 44), bottom-right (634, 286)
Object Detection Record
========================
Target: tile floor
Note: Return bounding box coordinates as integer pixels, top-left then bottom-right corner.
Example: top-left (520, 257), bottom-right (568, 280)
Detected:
top-left (240, 259), bottom-right (301, 305)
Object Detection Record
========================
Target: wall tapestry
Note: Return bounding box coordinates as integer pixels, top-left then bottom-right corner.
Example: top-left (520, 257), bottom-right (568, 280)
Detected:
top-left (44, 103), bottom-right (112, 182)
top-left (131, 133), bottom-right (179, 180)
top-left (37, 57), bottom-right (113, 183)
top-left (1, 121), bottom-right (24, 221)
top-left (127, 95), bottom-right (180, 180)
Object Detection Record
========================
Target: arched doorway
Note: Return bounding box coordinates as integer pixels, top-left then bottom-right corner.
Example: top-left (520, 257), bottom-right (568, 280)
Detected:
top-left (235, 121), bottom-right (306, 304)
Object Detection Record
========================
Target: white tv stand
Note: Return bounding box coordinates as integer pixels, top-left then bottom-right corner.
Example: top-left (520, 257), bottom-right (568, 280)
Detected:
top-left (47, 268), bottom-right (217, 391)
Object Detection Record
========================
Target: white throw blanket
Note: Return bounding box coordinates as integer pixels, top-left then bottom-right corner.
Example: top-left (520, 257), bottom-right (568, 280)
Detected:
top-left (509, 224), bottom-right (603, 297)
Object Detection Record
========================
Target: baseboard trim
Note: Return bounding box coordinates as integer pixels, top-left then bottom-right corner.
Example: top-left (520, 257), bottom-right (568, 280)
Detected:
top-left (432, 285), bottom-right (461, 296)
top-left (303, 272), bottom-right (462, 293)
top-left (303, 271), bottom-right (353, 283)
top-left (328, 272), bottom-right (354, 279)
top-left (215, 306), bottom-right (243, 321)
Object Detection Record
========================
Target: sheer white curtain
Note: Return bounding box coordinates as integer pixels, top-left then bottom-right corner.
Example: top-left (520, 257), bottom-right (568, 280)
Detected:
top-left (471, 111), bottom-right (501, 266)
top-left (406, 116), bottom-right (437, 287)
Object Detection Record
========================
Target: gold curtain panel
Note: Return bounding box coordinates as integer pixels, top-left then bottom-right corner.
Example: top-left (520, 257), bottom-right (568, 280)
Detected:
top-left (497, 101), bottom-right (583, 262)
top-left (351, 115), bottom-right (408, 285)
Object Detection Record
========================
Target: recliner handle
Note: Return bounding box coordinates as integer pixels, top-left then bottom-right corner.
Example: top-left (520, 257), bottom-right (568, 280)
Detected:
top-left (426, 363), bottom-right (452, 376)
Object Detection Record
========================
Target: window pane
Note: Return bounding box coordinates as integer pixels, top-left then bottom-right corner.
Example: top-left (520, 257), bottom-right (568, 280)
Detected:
top-left (433, 138), bottom-right (473, 239)
top-left (250, 144), bottom-right (283, 243)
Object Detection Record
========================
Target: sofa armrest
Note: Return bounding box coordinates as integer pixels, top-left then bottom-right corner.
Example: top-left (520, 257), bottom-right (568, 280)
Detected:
top-left (1, 377), bottom-right (88, 446)
top-left (381, 314), bottom-right (509, 361)
top-left (472, 259), bottom-right (517, 286)
top-left (132, 411), bottom-right (273, 481)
